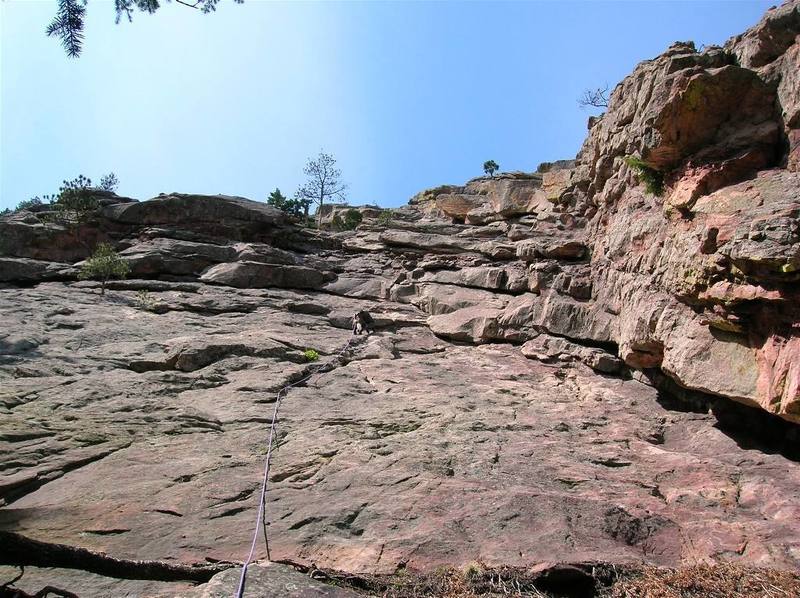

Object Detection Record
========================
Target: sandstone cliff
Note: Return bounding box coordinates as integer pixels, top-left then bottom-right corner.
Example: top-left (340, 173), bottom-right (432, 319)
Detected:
top-left (1, 2), bottom-right (799, 596)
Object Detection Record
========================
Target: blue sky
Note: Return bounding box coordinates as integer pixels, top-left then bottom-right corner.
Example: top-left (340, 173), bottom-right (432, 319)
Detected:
top-left (1, 0), bottom-right (774, 210)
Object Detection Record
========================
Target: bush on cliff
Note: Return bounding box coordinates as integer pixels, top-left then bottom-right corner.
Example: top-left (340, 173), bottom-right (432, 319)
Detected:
top-left (343, 209), bottom-right (363, 230)
top-left (377, 209), bottom-right (394, 226)
top-left (54, 175), bottom-right (100, 223)
top-left (331, 209), bottom-right (363, 231)
top-left (78, 243), bottom-right (130, 295)
top-left (266, 187), bottom-right (311, 220)
top-left (99, 172), bottom-right (119, 192)
top-left (15, 197), bottom-right (46, 212)
top-left (623, 156), bottom-right (664, 196)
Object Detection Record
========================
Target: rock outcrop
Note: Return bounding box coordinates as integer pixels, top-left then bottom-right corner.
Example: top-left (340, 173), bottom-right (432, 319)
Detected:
top-left (1, 3), bottom-right (799, 596)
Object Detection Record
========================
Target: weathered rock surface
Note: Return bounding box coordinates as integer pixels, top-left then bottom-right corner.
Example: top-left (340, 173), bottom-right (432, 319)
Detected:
top-left (1, 3), bottom-right (800, 595)
top-left (1, 282), bottom-right (799, 598)
top-left (186, 562), bottom-right (361, 597)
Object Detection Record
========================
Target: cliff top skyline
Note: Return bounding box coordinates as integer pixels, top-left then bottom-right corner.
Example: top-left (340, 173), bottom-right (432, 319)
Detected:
top-left (1, 0), bottom-right (775, 210)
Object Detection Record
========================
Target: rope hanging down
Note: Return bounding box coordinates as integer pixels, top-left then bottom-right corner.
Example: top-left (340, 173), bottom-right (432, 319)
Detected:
top-left (235, 336), bottom-right (358, 598)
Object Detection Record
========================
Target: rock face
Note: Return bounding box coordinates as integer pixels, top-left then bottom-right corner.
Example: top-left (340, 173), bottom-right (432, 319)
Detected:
top-left (1, 3), bottom-right (800, 596)
top-left (2, 282), bottom-right (800, 598)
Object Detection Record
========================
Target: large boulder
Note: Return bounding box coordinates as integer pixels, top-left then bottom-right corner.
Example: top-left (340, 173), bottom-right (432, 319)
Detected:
top-left (0, 257), bottom-right (74, 282)
top-left (435, 173), bottom-right (554, 225)
top-left (200, 261), bottom-right (330, 289)
top-left (104, 194), bottom-right (285, 241)
top-left (120, 239), bottom-right (237, 277)
top-left (427, 306), bottom-right (501, 342)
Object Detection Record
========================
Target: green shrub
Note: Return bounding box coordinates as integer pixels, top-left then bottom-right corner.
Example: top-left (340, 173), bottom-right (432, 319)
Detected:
top-left (303, 349), bottom-right (320, 362)
top-left (266, 187), bottom-right (310, 219)
top-left (377, 210), bottom-right (393, 226)
top-left (99, 172), bottom-right (119, 192)
top-left (55, 175), bottom-right (99, 223)
top-left (16, 197), bottom-right (45, 212)
top-left (135, 289), bottom-right (158, 311)
top-left (331, 209), bottom-right (363, 231)
top-left (78, 243), bottom-right (130, 295)
top-left (623, 156), bottom-right (664, 196)
top-left (342, 209), bottom-right (363, 230)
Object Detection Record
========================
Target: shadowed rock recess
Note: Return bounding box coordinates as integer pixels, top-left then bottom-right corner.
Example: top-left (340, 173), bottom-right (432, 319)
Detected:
top-left (2, 3), bottom-right (800, 596)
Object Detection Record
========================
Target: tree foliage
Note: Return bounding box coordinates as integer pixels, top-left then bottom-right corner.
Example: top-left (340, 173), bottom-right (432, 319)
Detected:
top-left (54, 175), bottom-right (100, 223)
top-left (47, 0), bottom-right (244, 57)
top-left (331, 209), bottom-right (363, 231)
top-left (483, 160), bottom-right (499, 177)
top-left (47, 0), bottom-right (87, 58)
top-left (78, 243), bottom-right (131, 295)
top-left (377, 209), bottom-right (394, 226)
top-left (99, 172), bottom-right (120, 192)
top-left (266, 187), bottom-right (310, 219)
top-left (15, 197), bottom-right (45, 212)
top-left (623, 156), bottom-right (664, 197)
top-left (296, 152), bottom-right (347, 227)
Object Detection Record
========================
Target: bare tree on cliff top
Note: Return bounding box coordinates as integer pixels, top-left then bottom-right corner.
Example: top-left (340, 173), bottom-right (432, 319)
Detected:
top-left (578, 85), bottom-right (609, 109)
top-left (47, 0), bottom-right (243, 57)
top-left (296, 152), bottom-right (348, 227)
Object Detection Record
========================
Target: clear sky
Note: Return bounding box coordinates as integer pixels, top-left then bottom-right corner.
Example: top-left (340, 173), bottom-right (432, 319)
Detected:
top-left (0, 0), bottom-right (775, 210)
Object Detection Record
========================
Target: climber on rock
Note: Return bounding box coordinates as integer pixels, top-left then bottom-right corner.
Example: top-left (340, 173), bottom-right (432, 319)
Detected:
top-left (352, 310), bottom-right (375, 335)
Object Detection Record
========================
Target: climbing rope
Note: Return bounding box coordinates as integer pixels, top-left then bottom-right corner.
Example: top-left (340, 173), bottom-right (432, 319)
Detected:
top-left (235, 335), bottom-right (358, 598)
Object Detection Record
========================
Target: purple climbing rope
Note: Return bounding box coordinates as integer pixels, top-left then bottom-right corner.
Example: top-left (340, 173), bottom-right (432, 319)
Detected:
top-left (235, 336), bottom-right (357, 598)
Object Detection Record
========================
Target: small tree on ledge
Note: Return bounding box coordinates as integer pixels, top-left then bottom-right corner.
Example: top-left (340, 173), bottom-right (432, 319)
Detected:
top-left (578, 85), bottom-right (609, 109)
top-left (78, 243), bottom-right (130, 295)
top-left (99, 172), bottom-right (119, 192)
top-left (55, 175), bottom-right (99, 224)
top-left (483, 160), bottom-right (499, 177)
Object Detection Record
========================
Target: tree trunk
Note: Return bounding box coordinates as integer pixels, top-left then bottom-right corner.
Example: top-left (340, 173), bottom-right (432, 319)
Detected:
top-left (316, 183), bottom-right (325, 229)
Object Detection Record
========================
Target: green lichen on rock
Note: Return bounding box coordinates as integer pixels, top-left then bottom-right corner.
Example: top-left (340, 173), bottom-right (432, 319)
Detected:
top-left (683, 78), bottom-right (707, 111)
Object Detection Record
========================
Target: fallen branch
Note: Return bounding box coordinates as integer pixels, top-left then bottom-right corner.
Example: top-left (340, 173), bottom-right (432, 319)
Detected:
top-left (0, 532), bottom-right (235, 583)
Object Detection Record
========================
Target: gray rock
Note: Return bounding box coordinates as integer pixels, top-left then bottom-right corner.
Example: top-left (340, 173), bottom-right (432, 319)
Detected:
top-left (200, 261), bottom-right (330, 289)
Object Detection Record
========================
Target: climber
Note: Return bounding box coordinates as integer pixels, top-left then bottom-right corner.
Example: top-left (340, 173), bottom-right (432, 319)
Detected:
top-left (352, 310), bottom-right (375, 335)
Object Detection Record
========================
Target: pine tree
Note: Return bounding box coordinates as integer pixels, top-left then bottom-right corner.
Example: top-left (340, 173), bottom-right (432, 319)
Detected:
top-left (99, 172), bottom-right (119, 192)
top-left (47, 0), bottom-right (243, 57)
top-left (78, 243), bottom-right (131, 295)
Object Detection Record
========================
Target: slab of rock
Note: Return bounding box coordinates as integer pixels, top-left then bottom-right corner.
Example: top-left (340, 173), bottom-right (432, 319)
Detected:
top-left (427, 306), bottom-right (501, 342)
top-left (188, 562), bottom-right (361, 597)
top-left (0, 283), bottom-right (799, 597)
top-left (521, 334), bottom-right (623, 374)
top-left (104, 193), bottom-right (284, 228)
top-left (120, 238), bottom-right (237, 277)
top-left (0, 257), bottom-right (73, 282)
top-left (200, 262), bottom-right (329, 290)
